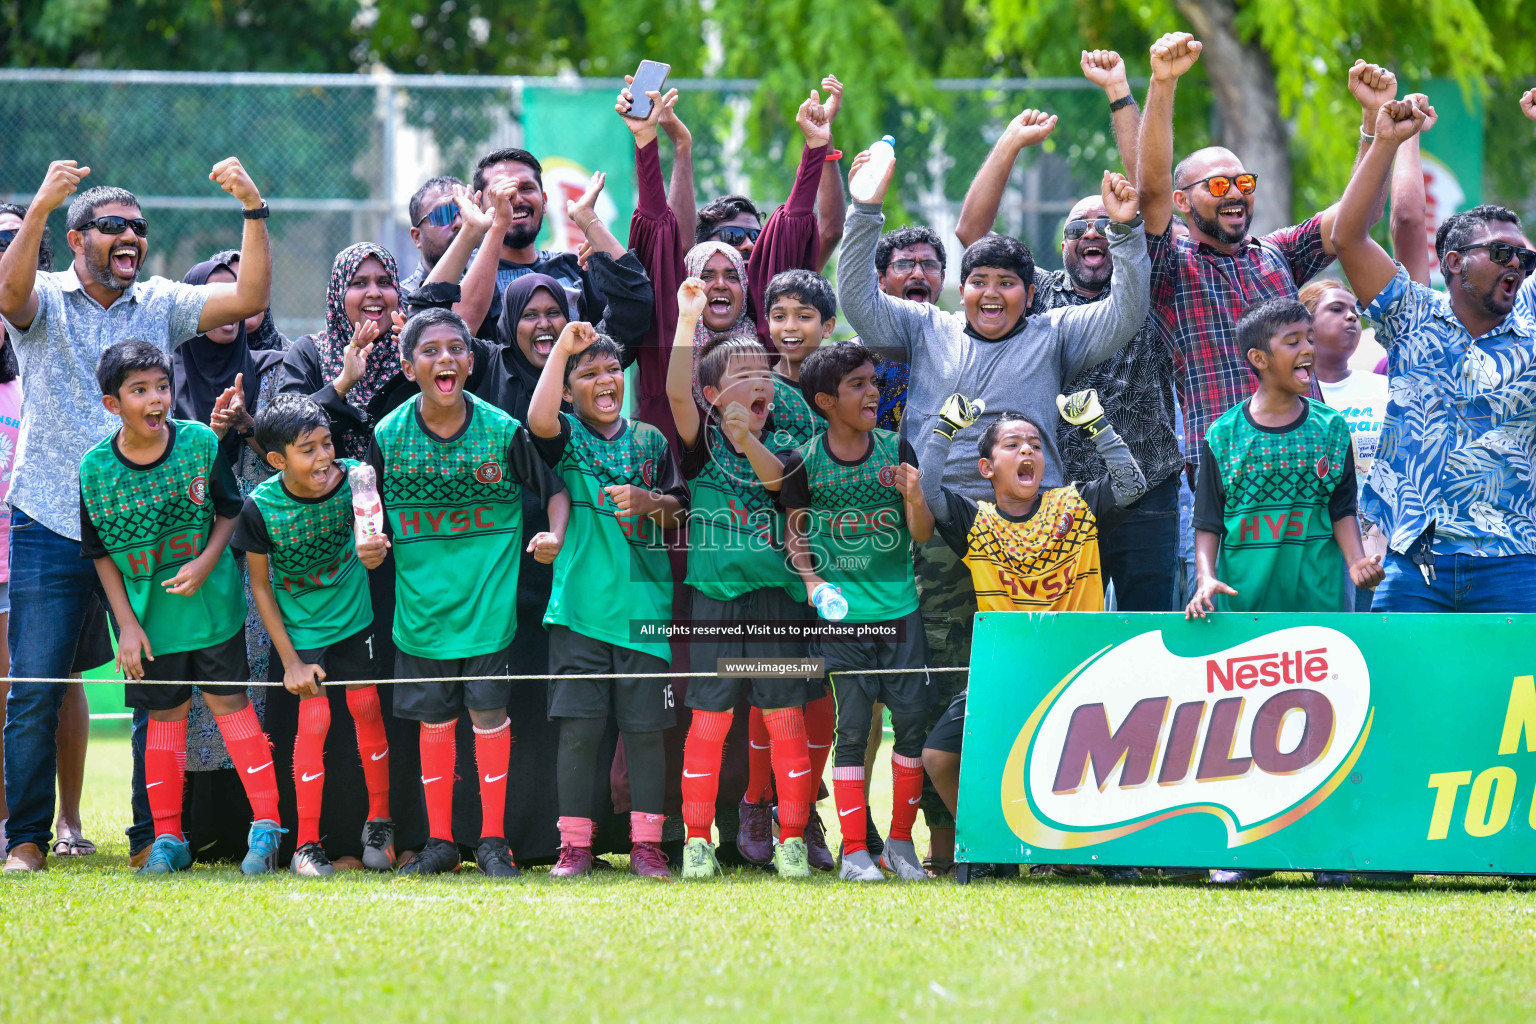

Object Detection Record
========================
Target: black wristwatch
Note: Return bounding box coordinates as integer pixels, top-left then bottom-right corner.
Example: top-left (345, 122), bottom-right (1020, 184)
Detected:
top-left (242, 204), bottom-right (270, 220)
top-left (1108, 94), bottom-right (1137, 113)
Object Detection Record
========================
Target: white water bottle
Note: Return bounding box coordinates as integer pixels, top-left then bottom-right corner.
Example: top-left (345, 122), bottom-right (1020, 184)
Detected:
top-left (811, 582), bottom-right (849, 622)
top-left (348, 463), bottom-right (385, 538)
top-left (849, 136), bottom-right (896, 203)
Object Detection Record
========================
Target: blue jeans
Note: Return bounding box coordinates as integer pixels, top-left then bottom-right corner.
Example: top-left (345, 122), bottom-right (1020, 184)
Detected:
top-left (1101, 475), bottom-right (1181, 611)
top-left (3, 510), bottom-right (104, 854)
top-left (1372, 551), bottom-right (1536, 612)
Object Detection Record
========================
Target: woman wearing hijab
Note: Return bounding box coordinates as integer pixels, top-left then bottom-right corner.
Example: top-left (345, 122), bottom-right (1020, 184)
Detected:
top-left (210, 247), bottom-right (289, 354)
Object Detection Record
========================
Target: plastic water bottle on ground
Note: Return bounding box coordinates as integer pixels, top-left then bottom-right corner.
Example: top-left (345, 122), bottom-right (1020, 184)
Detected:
top-left (849, 136), bottom-right (896, 204)
top-left (349, 463), bottom-right (385, 537)
top-left (811, 582), bottom-right (849, 621)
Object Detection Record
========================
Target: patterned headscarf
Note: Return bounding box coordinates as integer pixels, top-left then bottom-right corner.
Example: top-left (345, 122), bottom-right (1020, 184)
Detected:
top-left (316, 243), bottom-right (402, 412)
top-left (683, 241), bottom-right (760, 409)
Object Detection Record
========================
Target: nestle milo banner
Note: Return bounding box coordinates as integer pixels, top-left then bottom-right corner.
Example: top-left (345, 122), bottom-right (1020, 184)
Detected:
top-left (957, 613), bottom-right (1536, 874)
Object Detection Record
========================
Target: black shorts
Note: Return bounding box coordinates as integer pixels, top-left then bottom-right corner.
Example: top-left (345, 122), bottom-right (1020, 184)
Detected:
top-left (71, 595), bottom-right (114, 674)
top-left (685, 587), bottom-right (816, 713)
top-left (268, 626), bottom-right (378, 688)
top-left (924, 690), bottom-right (967, 754)
top-left (124, 629), bottom-right (249, 711)
top-left (547, 625), bottom-right (675, 732)
top-left (814, 608), bottom-right (930, 715)
top-left (393, 645), bottom-right (513, 722)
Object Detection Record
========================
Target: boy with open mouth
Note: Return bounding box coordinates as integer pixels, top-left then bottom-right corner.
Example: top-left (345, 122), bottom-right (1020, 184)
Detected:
top-left (366, 307), bottom-right (566, 879)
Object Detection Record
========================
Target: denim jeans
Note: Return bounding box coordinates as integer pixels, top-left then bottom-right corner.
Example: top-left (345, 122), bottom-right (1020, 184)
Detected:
top-left (1101, 475), bottom-right (1182, 612)
top-left (1371, 551), bottom-right (1536, 612)
top-left (127, 707), bottom-right (153, 854)
top-left (3, 510), bottom-right (104, 854)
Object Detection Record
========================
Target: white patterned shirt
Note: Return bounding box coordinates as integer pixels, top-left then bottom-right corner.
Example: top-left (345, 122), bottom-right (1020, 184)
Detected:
top-left (1363, 265), bottom-right (1536, 557)
top-left (1, 267), bottom-right (207, 540)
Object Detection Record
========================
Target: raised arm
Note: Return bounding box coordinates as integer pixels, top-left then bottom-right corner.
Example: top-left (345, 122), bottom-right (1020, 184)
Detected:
top-left (923, 394), bottom-right (985, 523)
top-left (1136, 32), bottom-right (1203, 238)
top-left (454, 180), bottom-right (511, 334)
top-left (954, 110), bottom-right (1058, 249)
top-left (666, 278), bottom-right (706, 447)
top-left (1056, 172), bottom-right (1150, 379)
top-left (1389, 93), bottom-right (1438, 285)
top-left (1082, 50), bottom-right (1140, 184)
top-left (567, 171), bottom-right (627, 262)
top-left (834, 150), bottom-right (930, 359)
top-left (529, 321), bottom-right (599, 439)
top-left (1332, 100), bottom-right (1427, 308)
top-left (661, 101), bottom-right (698, 248)
top-left (0, 160), bottom-right (87, 329)
top-left (812, 76), bottom-right (846, 272)
top-left (1058, 389), bottom-right (1147, 510)
top-left (1318, 60), bottom-right (1400, 258)
top-left (196, 158), bottom-right (271, 333)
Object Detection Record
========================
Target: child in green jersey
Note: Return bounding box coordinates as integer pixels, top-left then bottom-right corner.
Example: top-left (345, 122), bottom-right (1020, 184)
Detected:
top-left (763, 269), bottom-right (837, 449)
top-left (1188, 297), bottom-right (1385, 620)
top-left (366, 308), bottom-right (567, 879)
top-left (771, 340), bottom-right (935, 883)
top-left (529, 320), bottom-right (689, 880)
top-left (80, 340), bottom-right (283, 876)
top-left (667, 277), bottom-right (820, 880)
top-left (232, 394), bottom-right (393, 876)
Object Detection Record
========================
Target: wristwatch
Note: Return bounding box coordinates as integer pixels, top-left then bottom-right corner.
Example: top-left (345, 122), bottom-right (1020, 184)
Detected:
top-left (242, 204), bottom-right (270, 220)
top-left (1106, 214), bottom-right (1143, 236)
top-left (1108, 95), bottom-right (1137, 113)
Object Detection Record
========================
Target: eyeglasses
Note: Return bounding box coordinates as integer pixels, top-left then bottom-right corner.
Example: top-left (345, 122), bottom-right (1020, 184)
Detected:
top-left (888, 258), bottom-right (942, 274)
top-left (0, 229), bottom-right (15, 251)
top-left (1064, 217), bottom-right (1110, 241)
top-left (1454, 241), bottom-right (1536, 275)
top-left (415, 202), bottom-right (460, 229)
top-left (711, 226), bottom-right (760, 247)
top-left (77, 216), bottom-right (149, 237)
top-left (1182, 173), bottom-right (1257, 198)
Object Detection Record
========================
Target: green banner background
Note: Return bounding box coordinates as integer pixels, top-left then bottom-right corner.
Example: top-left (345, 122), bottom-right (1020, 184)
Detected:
top-left (521, 86), bottom-right (637, 254)
top-left (958, 612), bottom-right (1536, 874)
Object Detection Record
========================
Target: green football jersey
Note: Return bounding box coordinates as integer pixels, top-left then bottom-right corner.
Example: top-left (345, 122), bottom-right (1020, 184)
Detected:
top-left (1198, 399), bottom-right (1355, 613)
top-left (679, 421), bottom-right (800, 602)
top-left (78, 419), bottom-right (245, 655)
top-left (778, 429), bottom-right (919, 624)
top-left (770, 374), bottom-right (819, 449)
top-left (371, 394), bottom-right (537, 659)
top-left (535, 413), bottom-right (686, 662)
top-left (236, 459), bottom-right (372, 650)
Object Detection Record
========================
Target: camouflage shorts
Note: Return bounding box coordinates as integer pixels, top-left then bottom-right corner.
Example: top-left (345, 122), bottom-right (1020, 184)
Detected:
top-left (915, 536), bottom-right (976, 830)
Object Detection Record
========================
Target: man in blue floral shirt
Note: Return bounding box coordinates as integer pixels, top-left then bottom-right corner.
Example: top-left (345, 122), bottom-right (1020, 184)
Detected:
top-left (1334, 96), bottom-right (1536, 612)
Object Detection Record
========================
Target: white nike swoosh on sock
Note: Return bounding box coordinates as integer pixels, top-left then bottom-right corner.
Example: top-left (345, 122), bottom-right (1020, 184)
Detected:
top-left (246, 762), bottom-right (273, 774)
top-left (370, 751), bottom-right (388, 761)
top-left (681, 770), bottom-right (711, 778)
top-left (301, 771), bottom-right (325, 782)
top-left (749, 742), bottom-right (770, 750)
top-left (145, 781), bottom-right (163, 788)
top-left (421, 776), bottom-right (442, 784)
top-left (907, 797), bottom-right (921, 804)
top-left (788, 769), bottom-right (811, 778)
top-left (838, 806), bottom-right (860, 817)
top-left (483, 773), bottom-right (507, 784)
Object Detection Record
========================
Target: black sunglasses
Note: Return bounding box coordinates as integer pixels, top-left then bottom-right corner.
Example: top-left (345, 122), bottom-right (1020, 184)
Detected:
top-left (415, 202), bottom-right (459, 229)
top-left (712, 225), bottom-right (760, 247)
top-left (78, 215), bottom-right (149, 237)
top-left (0, 229), bottom-right (15, 251)
top-left (1454, 241), bottom-right (1536, 275)
top-left (1064, 217), bottom-right (1110, 241)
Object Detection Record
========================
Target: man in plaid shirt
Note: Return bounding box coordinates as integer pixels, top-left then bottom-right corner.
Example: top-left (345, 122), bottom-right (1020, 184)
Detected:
top-left (1137, 31), bottom-right (1399, 477)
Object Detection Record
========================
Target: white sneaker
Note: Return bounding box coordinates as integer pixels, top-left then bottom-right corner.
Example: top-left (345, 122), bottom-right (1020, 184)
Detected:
top-left (879, 838), bottom-right (928, 881)
top-left (839, 848), bottom-right (885, 882)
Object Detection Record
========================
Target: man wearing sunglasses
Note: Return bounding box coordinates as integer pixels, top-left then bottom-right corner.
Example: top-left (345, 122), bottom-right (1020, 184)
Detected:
top-left (1334, 98), bottom-right (1536, 613)
top-left (0, 156), bottom-right (271, 873)
top-left (1137, 32), bottom-right (1399, 493)
top-left (400, 175), bottom-right (467, 302)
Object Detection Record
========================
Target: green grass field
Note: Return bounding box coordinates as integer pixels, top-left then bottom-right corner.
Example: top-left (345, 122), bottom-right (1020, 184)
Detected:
top-left (4, 731), bottom-right (1536, 1023)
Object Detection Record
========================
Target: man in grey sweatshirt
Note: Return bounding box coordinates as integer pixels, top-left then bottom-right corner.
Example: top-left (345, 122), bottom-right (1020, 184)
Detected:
top-left (836, 157), bottom-right (1150, 851)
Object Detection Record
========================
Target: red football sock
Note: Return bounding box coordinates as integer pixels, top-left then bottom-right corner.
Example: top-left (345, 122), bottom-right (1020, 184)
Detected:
top-left (681, 709), bottom-right (733, 841)
top-left (558, 816), bottom-right (595, 849)
top-left (631, 811), bottom-right (665, 844)
top-left (832, 767), bottom-right (868, 854)
top-left (764, 708), bottom-right (812, 840)
top-left (804, 695), bottom-right (835, 783)
top-left (419, 720), bottom-right (457, 842)
top-left (890, 752), bottom-right (925, 841)
top-left (145, 718), bottom-right (187, 840)
top-left (742, 706), bottom-right (773, 803)
top-left (473, 718), bottom-right (512, 840)
top-left (214, 705), bottom-right (280, 823)
top-left (293, 697), bottom-right (331, 847)
top-left (345, 685), bottom-right (390, 820)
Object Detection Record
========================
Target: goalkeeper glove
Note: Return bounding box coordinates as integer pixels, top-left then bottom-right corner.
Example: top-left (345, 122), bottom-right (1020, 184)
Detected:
top-left (1056, 388), bottom-right (1108, 439)
top-left (934, 393), bottom-right (986, 441)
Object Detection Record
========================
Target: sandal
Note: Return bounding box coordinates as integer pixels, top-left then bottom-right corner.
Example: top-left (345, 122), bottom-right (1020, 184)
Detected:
top-left (52, 829), bottom-right (97, 857)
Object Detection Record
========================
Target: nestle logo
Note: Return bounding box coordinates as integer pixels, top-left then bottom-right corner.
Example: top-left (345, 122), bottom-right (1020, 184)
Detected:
top-left (1207, 648), bottom-right (1328, 692)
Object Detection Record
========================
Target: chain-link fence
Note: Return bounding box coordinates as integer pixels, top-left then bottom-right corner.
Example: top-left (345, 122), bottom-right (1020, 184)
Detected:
top-left (0, 69), bottom-right (1155, 336)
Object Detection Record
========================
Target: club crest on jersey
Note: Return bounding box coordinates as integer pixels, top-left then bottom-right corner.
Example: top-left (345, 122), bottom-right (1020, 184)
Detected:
top-left (1053, 509), bottom-right (1075, 539)
top-left (641, 458), bottom-right (656, 487)
top-left (878, 465), bottom-right (897, 488)
top-left (475, 462), bottom-right (503, 484)
top-left (1315, 455), bottom-right (1331, 479)
top-left (188, 476), bottom-right (208, 506)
